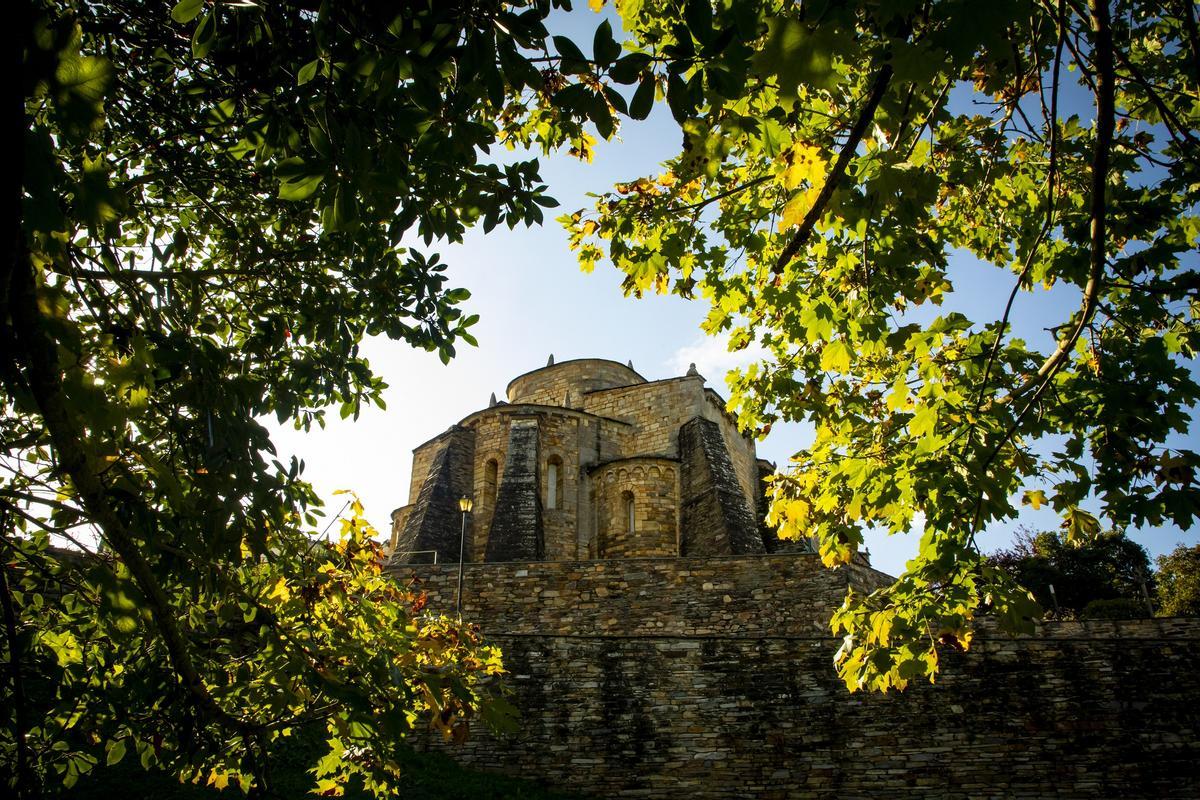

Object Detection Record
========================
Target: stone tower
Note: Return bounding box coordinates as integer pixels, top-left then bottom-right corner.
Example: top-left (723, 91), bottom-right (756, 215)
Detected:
top-left (389, 358), bottom-right (806, 563)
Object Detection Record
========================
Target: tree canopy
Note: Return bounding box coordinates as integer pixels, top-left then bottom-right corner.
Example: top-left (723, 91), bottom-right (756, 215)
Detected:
top-left (1155, 543), bottom-right (1200, 616)
top-left (6, 0), bottom-right (597, 795)
top-left (6, 0), bottom-right (1200, 793)
top-left (989, 528), bottom-right (1153, 618)
top-left (563, 0), bottom-right (1199, 690)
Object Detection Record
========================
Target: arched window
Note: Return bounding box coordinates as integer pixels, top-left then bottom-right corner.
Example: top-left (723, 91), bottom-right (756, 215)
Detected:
top-left (546, 455), bottom-right (563, 509)
top-left (484, 459), bottom-right (498, 507)
top-left (622, 490), bottom-right (635, 535)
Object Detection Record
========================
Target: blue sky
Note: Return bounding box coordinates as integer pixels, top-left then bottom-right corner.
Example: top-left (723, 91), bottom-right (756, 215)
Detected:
top-left (270, 5), bottom-right (1198, 576)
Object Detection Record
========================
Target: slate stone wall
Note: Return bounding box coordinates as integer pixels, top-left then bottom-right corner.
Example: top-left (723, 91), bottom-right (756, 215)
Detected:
top-left (435, 625), bottom-right (1200, 800)
top-left (393, 555), bottom-right (1200, 799)
top-left (388, 554), bottom-right (889, 639)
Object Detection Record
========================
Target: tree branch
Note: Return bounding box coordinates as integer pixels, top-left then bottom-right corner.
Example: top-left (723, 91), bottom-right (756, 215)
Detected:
top-left (976, 0), bottom-right (1067, 412)
top-left (1001, 0), bottom-right (1113, 407)
top-left (772, 61), bottom-right (894, 275)
top-left (982, 0), bottom-right (1115, 494)
top-left (1181, 0), bottom-right (1200, 87)
top-left (8, 250), bottom-right (256, 736)
top-left (1, 510), bottom-right (37, 799)
top-left (675, 174), bottom-right (771, 214)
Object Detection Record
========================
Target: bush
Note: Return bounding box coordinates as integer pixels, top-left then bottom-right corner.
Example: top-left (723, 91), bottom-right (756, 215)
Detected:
top-left (1080, 597), bottom-right (1149, 620)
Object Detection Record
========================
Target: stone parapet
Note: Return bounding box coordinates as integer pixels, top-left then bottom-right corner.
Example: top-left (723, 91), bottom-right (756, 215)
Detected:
top-left (387, 553), bottom-right (890, 637)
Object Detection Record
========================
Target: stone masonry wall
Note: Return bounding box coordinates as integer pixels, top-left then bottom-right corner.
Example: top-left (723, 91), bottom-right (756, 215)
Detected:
top-left (590, 458), bottom-right (680, 559)
top-left (582, 376), bottom-right (705, 458)
top-left (388, 554), bottom-right (888, 638)
top-left (443, 625), bottom-right (1200, 800)
top-left (508, 359), bottom-right (645, 407)
top-left (537, 412), bottom-right (584, 561)
top-left (391, 556), bottom-right (1200, 799)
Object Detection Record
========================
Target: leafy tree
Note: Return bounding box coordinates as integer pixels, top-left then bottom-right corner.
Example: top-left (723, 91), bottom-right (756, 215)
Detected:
top-left (564, 0), bottom-right (1200, 690)
top-left (5, 0), bottom-right (616, 795)
top-left (988, 528), bottom-right (1153, 618)
top-left (1155, 543), bottom-right (1200, 616)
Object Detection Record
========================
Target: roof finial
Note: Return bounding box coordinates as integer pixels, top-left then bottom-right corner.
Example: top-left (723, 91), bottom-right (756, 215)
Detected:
top-left (686, 362), bottom-right (700, 377)
top-left (627, 359), bottom-right (634, 370)
top-left (547, 353), bottom-right (555, 366)
top-left (489, 392), bottom-right (498, 407)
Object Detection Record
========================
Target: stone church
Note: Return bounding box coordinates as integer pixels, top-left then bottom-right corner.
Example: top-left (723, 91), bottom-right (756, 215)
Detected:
top-left (386, 357), bottom-right (1200, 799)
top-left (388, 357), bottom-right (807, 564)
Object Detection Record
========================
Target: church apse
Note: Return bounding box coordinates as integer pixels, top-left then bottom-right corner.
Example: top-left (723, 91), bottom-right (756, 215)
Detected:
top-left (388, 358), bottom-right (806, 564)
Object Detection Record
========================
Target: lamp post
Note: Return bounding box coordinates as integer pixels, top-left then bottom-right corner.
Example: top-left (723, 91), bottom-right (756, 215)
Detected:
top-left (456, 496), bottom-right (473, 617)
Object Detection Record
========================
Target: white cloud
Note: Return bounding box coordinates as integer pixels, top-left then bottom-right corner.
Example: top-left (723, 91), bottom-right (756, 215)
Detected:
top-left (666, 334), bottom-right (769, 386)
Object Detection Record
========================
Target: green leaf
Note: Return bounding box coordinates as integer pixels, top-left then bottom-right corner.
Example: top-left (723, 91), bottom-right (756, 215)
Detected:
top-left (593, 20), bottom-right (622, 66)
top-left (192, 9), bottom-right (216, 59)
top-left (106, 738), bottom-right (127, 766)
top-left (609, 53), bottom-right (650, 85)
top-left (553, 35), bottom-right (588, 65)
top-left (278, 172), bottom-right (324, 201)
top-left (684, 0), bottom-right (714, 45)
top-left (666, 71), bottom-right (689, 122)
top-left (171, 0), bottom-right (204, 24)
top-left (751, 17), bottom-right (844, 98)
top-left (297, 60), bottom-right (319, 86)
top-left (1064, 507), bottom-right (1101, 543)
top-left (629, 75), bottom-right (655, 120)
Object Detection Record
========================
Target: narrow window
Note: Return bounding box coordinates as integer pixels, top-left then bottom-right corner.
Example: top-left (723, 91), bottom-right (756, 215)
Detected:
top-left (484, 459), bottom-right (498, 506)
top-left (623, 490), bottom-right (635, 534)
top-left (546, 455), bottom-right (563, 509)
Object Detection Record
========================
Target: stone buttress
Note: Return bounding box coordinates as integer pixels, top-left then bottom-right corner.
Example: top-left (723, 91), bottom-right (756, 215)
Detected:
top-left (393, 426), bottom-right (476, 564)
top-left (485, 418), bottom-right (545, 561)
top-left (678, 417), bottom-right (764, 556)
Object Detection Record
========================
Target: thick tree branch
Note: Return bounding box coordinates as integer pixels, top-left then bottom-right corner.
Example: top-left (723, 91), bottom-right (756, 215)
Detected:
top-left (1182, 0), bottom-right (1200, 87)
top-left (772, 61), bottom-right (894, 275)
top-left (8, 252), bottom-right (256, 736)
top-left (1, 511), bottom-right (37, 799)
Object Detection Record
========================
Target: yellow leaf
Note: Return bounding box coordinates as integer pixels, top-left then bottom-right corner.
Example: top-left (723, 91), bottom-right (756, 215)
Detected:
top-left (1022, 489), bottom-right (1047, 510)
top-left (315, 778), bottom-right (344, 796)
top-left (779, 143), bottom-right (827, 190)
top-left (777, 498), bottom-right (810, 539)
top-left (777, 185), bottom-right (822, 231)
top-left (207, 770), bottom-right (231, 790)
top-left (267, 577), bottom-right (291, 603)
top-left (820, 339), bottom-right (851, 373)
top-left (588, 0), bottom-right (606, 11)
top-left (910, 404), bottom-right (938, 438)
top-left (885, 378), bottom-right (911, 411)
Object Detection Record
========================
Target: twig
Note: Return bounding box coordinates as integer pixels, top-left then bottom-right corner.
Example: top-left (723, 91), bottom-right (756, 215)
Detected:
top-left (1000, 0), bottom-right (1113, 409)
top-left (975, 0), bottom-right (1067, 413)
top-left (772, 61), bottom-right (894, 275)
top-left (974, 0), bottom-right (1115, 530)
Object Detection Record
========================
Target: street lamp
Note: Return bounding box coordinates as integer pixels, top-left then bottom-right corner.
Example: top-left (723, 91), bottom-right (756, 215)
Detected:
top-left (456, 496), bottom-right (473, 616)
